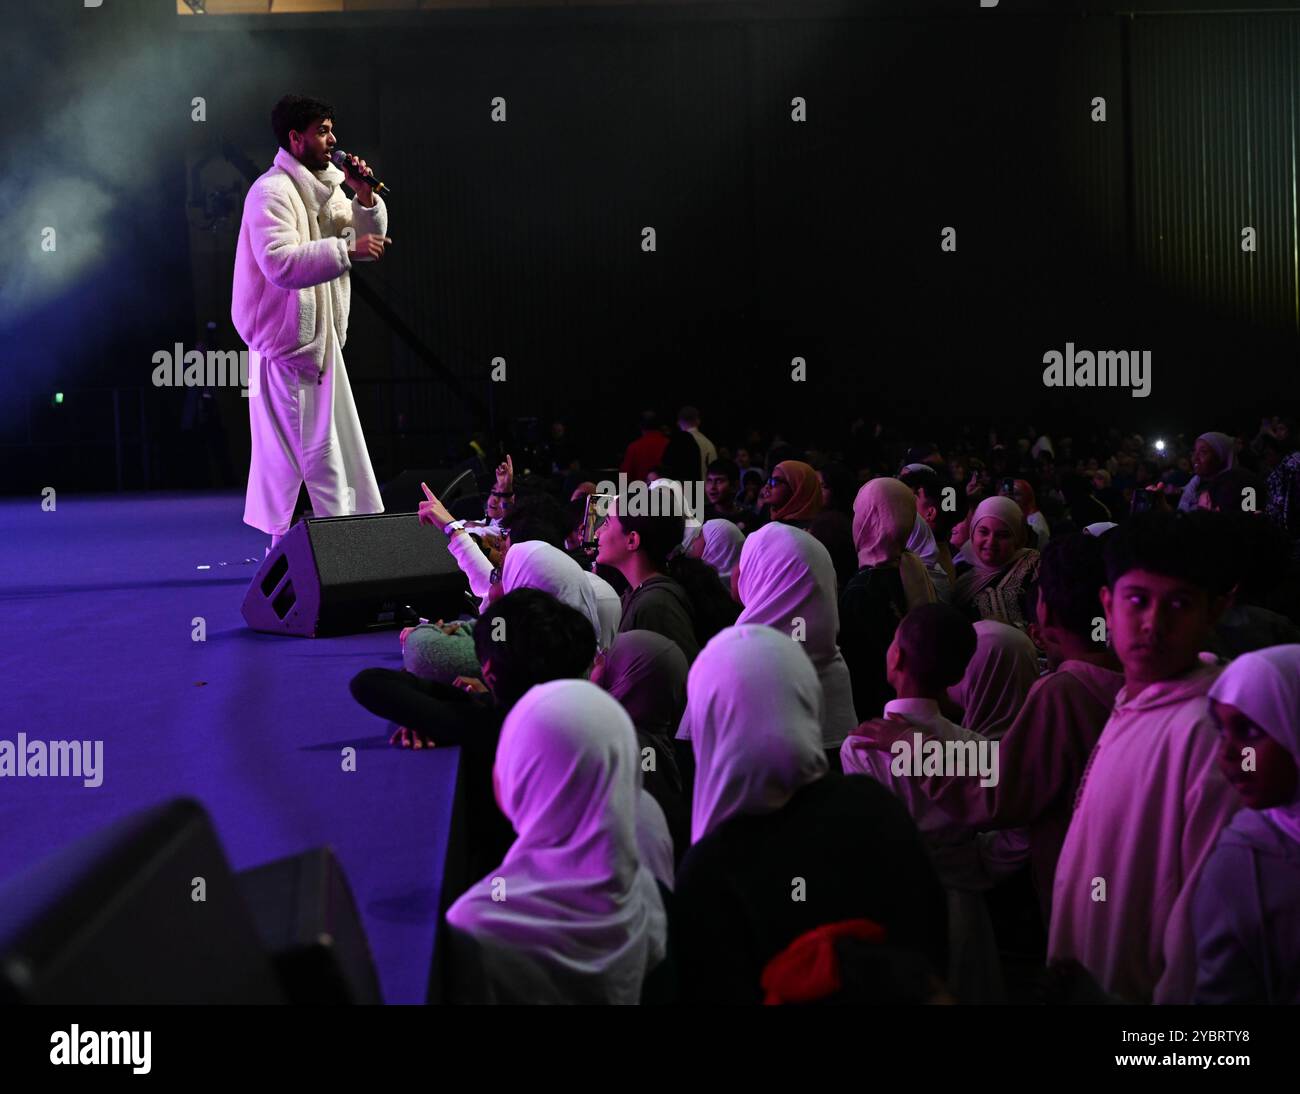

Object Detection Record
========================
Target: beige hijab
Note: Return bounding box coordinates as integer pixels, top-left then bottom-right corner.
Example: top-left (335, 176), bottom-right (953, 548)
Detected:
top-left (954, 496), bottom-right (1033, 602)
top-left (949, 620), bottom-right (1042, 738)
top-left (851, 477), bottom-right (935, 609)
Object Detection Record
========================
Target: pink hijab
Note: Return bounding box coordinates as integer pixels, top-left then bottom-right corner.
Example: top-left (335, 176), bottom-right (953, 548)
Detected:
top-left (733, 522), bottom-right (858, 747)
top-left (949, 620), bottom-right (1041, 738)
top-left (850, 477), bottom-right (935, 609)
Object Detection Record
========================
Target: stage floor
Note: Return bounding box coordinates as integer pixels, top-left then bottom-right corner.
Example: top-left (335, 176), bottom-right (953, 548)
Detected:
top-left (0, 490), bottom-right (458, 1004)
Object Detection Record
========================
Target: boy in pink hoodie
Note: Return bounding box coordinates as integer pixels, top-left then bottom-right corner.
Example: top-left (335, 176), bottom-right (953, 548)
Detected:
top-left (850, 533), bottom-right (1125, 922)
top-left (1048, 511), bottom-right (1239, 1003)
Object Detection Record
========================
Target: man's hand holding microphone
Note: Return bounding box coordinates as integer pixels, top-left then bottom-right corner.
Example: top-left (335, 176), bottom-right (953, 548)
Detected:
top-left (336, 150), bottom-right (391, 261)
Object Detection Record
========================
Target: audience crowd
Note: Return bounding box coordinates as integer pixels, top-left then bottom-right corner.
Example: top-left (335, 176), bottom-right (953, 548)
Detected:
top-left (349, 406), bottom-right (1300, 1004)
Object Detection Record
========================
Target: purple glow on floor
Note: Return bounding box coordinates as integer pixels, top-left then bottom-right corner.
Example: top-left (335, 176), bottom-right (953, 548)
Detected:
top-left (0, 491), bottom-right (458, 1004)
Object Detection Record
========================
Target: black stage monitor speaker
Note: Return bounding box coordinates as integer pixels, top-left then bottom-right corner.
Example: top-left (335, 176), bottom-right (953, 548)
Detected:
top-left (237, 847), bottom-right (382, 1005)
top-left (242, 512), bottom-right (471, 638)
top-left (0, 799), bottom-right (286, 1004)
top-left (380, 466), bottom-right (477, 515)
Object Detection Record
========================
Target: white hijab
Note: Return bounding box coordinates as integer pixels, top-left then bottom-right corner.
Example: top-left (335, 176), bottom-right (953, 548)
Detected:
top-left (445, 680), bottom-right (667, 1004)
top-left (700, 518), bottom-right (746, 582)
top-left (648, 477), bottom-right (702, 545)
top-left (955, 496), bottom-right (1029, 568)
top-left (636, 790), bottom-right (677, 893)
top-left (733, 522), bottom-right (858, 748)
top-left (681, 625), bottom-right (829, 844)
top-left (907, 510), bottom-right (940, 569)
top-left (1179, 431), bottom-right (1239, 511)
top-left (1209, 645), bottom-right (1300, 844)
top-left (585, 570), bottom-right (623, 653)
top-left (502, 540), bottom-right (603, 646)
top-left (949, 620), bottom-right (1041, 738)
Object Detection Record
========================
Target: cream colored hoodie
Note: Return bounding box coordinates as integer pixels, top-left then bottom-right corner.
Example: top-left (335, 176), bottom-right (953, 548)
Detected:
top-left (1049, 661), bottom-right (1240, 1003)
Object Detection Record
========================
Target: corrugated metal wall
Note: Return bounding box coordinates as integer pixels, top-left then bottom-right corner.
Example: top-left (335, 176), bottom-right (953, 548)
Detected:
top-left (1131, 13), bottom-right (1300, 333)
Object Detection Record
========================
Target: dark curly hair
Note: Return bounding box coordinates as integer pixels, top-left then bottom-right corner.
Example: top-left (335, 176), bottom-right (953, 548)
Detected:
top-left (472, 588), bottom-right (596, 707)
top-left (500, 491), bottom-right (567, 548)
top-left (271, 94), bottom-right (334, 153)
top-left (1104, 510), bottom-right (1234, 598)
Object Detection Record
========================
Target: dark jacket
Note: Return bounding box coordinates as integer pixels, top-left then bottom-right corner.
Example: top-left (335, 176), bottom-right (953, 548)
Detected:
top-left (838, 565), bottom-right (908, 721)
top-left (619, 575), bottom-right (700, 664)
top-left (673, 774), bottom-right (949, 1003)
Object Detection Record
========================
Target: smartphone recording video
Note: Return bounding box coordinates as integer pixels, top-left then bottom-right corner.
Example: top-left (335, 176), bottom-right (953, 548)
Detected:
top-left (582, 493), bottom-right (616, 548)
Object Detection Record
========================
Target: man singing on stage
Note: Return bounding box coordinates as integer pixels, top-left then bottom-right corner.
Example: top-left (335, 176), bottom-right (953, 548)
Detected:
top-left (232, 94), bottom-right (392, 549)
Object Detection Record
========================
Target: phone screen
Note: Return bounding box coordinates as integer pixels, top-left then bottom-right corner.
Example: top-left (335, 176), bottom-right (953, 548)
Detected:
top-left (583, 494), bottom-right (616, 547)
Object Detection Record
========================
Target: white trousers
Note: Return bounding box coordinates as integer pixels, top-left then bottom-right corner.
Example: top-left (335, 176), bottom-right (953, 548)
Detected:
top-left (243, 344), bottom-right (384, 536)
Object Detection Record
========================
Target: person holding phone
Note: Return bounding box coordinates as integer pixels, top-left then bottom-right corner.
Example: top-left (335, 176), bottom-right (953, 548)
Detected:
top-left (1000, 478), bottom-right (1050, 550)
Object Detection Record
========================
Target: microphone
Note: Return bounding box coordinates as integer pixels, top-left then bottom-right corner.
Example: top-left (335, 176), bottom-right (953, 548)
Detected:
top-left (330, 149), bottom-right (390, 196)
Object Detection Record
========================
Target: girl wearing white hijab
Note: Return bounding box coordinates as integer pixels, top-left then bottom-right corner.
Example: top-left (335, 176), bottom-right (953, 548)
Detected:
top-left (1193, 645), bottom-right (1300, 1002)
top-left (445, 680), bottom-right (668, 1004)
top-left (405, 539), bottom-right (608, 680)
top-left (732, 522), bottom-right (858, 754)
top-left (688, 518), bottom-right (746, 583)
top-left (953, 496), bottom-right (1041, 631)
top-left (499, 540), bottom-right (603, 637)
top-left (673, 625), bottom-right (950, 1002)
top-left (1179, 431), bottom-right (1237, 512)
top-left (682, 625), bottom-right (829, 843)
top-left (950, 620), bottom-right (1042, 738)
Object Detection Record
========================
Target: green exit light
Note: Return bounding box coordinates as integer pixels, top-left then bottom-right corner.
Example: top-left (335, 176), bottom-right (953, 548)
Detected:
top-left (53, 392), bottom-right (64, 405)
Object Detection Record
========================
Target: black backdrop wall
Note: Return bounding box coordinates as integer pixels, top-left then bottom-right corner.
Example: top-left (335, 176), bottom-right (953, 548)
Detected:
top-left (4, 1), bottom-right (1299, 492)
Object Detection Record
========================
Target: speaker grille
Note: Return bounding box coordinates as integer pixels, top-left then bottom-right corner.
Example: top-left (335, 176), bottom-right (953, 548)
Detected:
top-left (308, 514), bottom-right (461, 595)
top-left (243, 513), bottom-right (468, 637)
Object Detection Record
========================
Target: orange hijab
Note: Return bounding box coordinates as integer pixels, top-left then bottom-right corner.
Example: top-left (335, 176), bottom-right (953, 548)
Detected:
top-left (771, 461), bottom-right (824, 523)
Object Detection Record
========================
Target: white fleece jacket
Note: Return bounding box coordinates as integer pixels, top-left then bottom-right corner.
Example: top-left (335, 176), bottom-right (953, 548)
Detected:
top-left (232, 146), bottom-right (388, 375)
